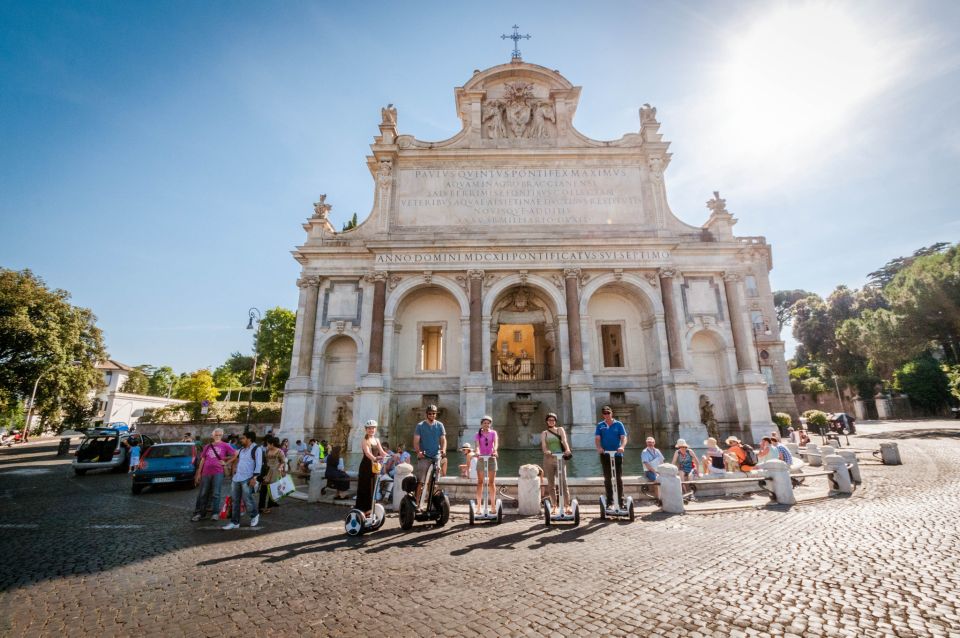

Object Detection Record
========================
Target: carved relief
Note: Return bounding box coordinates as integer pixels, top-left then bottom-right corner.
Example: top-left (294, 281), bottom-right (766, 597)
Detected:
top-left (387, 275), bottom-right (402, 291)
top-left (297, 275), bottom-right (322, 289)
top-left (423, 271), bottom-right (433, 284)
top-left (377, 159), bottom-right (393, 187)
top-left (639, 103), bottom-right (658, 126)
top-left (482, 82), bottom-right (555, 140)
top-left (312, 195), bottom-right (332, 220)
top-left (707, 191), bottom-right (729, 215)
top-left (363, 271), bottom-right (388, 284)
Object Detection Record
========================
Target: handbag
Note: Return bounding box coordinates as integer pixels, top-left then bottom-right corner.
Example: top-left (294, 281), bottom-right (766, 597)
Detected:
top-left (372, 461), bottom-right (382, 474)
top-left (269, 474), bottom-right (297, 501)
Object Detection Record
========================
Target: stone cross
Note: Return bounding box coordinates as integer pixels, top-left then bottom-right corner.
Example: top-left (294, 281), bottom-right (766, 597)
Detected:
top-left (501, 24), bottom-right (531, 60)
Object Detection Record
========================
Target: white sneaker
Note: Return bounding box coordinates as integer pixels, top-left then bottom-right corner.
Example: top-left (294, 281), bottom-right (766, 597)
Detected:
top-left (222, 522), bottom-right (239, 530)
top-left (211, 513), bottom-right (220, 521)
top-left (250, 514), bottom-right (260, 527)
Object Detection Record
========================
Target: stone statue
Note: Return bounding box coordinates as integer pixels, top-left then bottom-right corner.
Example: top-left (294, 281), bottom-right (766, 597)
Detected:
top-left (509, 288), bottom-right (533, 311)
top-left (640, 103), bottom-right (658, 125)
top-left (699, 395), bottom-right (720, 441)
top-left (377, 159), bottom-right (392, 187)
top-left (313, 194), bottom-right (332, 220)
top-left (482, 100), bottom-right (506, 139)
top-left (648, 156), bottom-right (664, 181)
top-left (528, 101), bottom-right (555, 139)
top-left (706, 191), bottom-right (728, 215)
top-left (381, 103), bottom-right (397, 125)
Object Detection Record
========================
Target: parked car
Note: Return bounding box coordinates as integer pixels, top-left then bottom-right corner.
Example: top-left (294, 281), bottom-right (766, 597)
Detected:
top-left (131, 443), bottom-right (198, 494)
top-left (72, 428), bottom-right (158, 475)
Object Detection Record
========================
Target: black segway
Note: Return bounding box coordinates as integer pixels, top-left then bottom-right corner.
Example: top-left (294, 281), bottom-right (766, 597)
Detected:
top-left (469, 455), bottom-right (503, 525)
top-left (598, 451), bottom-right (635, 522)
top-left (344, 465), bottom-right (387, 536)
top-left (542, 452), bottom-right (579, 527)
top-left (398, 454), bottom-right (450, 530)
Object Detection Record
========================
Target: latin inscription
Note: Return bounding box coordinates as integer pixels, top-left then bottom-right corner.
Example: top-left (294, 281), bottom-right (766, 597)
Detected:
top-left (375, 250), bottom-right (671, 265)
top-left (395, 166), bottom-right (647, 227)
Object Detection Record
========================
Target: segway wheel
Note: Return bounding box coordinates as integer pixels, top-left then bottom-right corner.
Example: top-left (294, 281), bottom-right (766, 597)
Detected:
top-left (468, 501), bottom-right (476, 526)
top-left (372, 503), bottom-right (386, 531)
top-left (598, 496), bottom-right (607, 520)
top-left (542, 498), bottom-right (552, 526)
top-left (344, 509), bottom-right (365, 536)
top-left (496, 500), bottom-right (503, 525)
top-left (628, 500), bottom-right (635, 523)
top-left (572, 501), bottom-right (580, 527)
top-left (435, 493), bottom-right (450, 528)
top-left (399, 495), bottom-right (416, 530)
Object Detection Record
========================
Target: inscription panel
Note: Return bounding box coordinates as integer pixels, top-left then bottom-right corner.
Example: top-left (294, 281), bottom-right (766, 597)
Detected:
top-left (395, 166), bottom-right (647, 227)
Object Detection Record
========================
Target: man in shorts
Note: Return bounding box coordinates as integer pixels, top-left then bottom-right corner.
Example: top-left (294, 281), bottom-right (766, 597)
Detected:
top-left (412, 404), bottom-right (446, 506)
top-left (595, 406), bottom-right (628, 509)
top-left (641, 436), bottom-right (664, 501)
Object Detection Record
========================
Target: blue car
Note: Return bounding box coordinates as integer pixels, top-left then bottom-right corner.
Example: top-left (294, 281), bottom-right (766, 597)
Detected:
top-left (131, 442), bottom-right (197, 494)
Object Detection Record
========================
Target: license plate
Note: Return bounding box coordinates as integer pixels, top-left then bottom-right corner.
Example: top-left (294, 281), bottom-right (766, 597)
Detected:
top-left (151, 477), bottom-right (175, 483)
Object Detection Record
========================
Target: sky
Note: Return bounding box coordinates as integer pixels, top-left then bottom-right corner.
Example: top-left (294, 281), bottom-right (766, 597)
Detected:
top-left (2, 0), bottom-right (959, 373)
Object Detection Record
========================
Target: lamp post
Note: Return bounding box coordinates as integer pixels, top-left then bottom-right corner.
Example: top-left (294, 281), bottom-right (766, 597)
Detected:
top-left (751, 322), bottom-right (772, 376)
top-left (820, 364), bottom-right (850, 446)
top-left (23, 360), bottom-right (81, 442)
top-left (245, 308), bottom-right (262, 427)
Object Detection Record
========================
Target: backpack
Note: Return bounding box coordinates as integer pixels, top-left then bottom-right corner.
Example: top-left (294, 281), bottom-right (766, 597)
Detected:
top-left (740, 444), bottom-right (759, 468)
top-left (247, 444), bottom-right (268, 480)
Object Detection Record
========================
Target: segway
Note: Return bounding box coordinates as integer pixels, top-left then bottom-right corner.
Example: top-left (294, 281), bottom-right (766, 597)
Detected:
top-left (598, 451), bottom-right (635, 522)
top-left (542, 452), bottom-right (579, 527)
top-left (398, 454), bottom-right (450, 530)
top-left (344, 464), bottom-right (388, 536)
top-left (469, 455), bottom-right (503, 525)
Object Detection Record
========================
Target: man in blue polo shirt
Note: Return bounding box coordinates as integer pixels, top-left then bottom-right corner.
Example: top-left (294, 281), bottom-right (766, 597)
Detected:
top-left (595, 405), bottom-right (628, 509)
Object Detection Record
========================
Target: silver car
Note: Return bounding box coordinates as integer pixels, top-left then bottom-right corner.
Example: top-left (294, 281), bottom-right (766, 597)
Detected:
top-left (72, 428), bottom-right (159, 475)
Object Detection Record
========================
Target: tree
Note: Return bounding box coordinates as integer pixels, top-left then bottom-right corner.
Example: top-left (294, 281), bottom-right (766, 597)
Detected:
top-left (866, 242), bottom-right (950, 288)
top-left (773, 289), bottom-right (815, 331)
top-left (174, 369), bottom-right (219, 420)
top-left (121, 365), bottom-right (151, 395)
top-left (255, 307), bottom-right (296, 396)
top-left (342, 212), bottom-right (359, 231)
top-left (0, 268), bottom-right (106, 428)
top-left (893, 355), bottom-right (950, 413)
top-left (836, 309), bottom-right (920, 381)
top-left (212, 365), bottom-right (243, 390)
top-left (147, 366), bottom-right (177, 397)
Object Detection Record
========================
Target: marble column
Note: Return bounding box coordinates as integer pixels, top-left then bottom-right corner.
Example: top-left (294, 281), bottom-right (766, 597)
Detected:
top-left (468, 269), bottom-right (483, 372)
top-left (722, 272), bottom-right (757, 372)
top-left (564, 268), bottom-right (584, 371)
top-left (657, 268), bottom-right (684, 370)
top-left (295, 276), bottom-right (322, 377)
top-left (366, 272), bottom-right (388, 374)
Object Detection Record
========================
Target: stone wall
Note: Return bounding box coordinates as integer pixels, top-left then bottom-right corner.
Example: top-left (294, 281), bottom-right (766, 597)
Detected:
top-left (135, 422), bottom-right (276, 442)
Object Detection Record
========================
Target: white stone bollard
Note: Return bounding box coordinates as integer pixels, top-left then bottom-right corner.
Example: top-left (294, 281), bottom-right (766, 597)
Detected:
top-left (820, 445), bottom-right (836, 459)
top-left (656, 463), bottom-right (685, 514)
top-left (517, 464), bottom-right (542, 515)
top-left (879, 442), bottom-right (902, 465)
top-left (784, 442), bottom-right (800, 457)
top-left (758, 460), bottom-right (796, 505)
top-left (806, 443), bottom-right (822, 467)
top-left (824, 454), bottom-right (854, 494)
top-left (838, 450), bottom-right (862, 484)
top-left (392, 463), bottom-right (413, 511)
top-left (308, 465), bottom-right (324, 503)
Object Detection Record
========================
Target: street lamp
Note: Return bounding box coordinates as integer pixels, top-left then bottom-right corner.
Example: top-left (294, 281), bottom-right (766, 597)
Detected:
top-left (23, 360), bottom-right (81, 442)
top-left (820, 363), bottom-right (850, 446)
top-left (245, 307), bottom-right (262, 427)
top-left (751, 321), bottom-right (772, 374)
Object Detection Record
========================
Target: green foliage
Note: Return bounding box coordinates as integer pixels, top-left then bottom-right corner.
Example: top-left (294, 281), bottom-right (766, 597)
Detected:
top-left (139, 401), bottom-right (282, 424)
top-left (773, 412), bottom-right (792, 428)
top-left (773, 289), bottom-right (816, 331)
top-left (342, 212), bottom-right (359, 231)
top-left (255, 307), bottom-right (296, 397)
top-left (121, 366), bottom-right (150, 395)
top-left (801, 377), bottom-right (827, 397)
top-left (802, 410), bottom-right (830, 428)
top-left (174, 370), bottom-right (219, 419)
top-left (212, 366), bottom-right (243, 389)
top-left (866, 242), bottom-right (950, 289)
top-left (945, 364), bottom-right (960, 403)
top-left (893, 355), bottom-right (950, 413)
top-left (147, 366), bottom-right (177, 397)
top-left (789, 367), bottom-right (811, 381)
top-left (0, 268), bottom-right (106, 426)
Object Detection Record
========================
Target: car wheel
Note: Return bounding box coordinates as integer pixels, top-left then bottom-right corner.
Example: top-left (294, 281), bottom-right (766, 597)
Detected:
top-left (131, 484), bottom-right (144, 495)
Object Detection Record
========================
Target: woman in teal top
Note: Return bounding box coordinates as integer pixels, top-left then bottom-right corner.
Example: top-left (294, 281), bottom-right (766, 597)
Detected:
top-left (540, 412), bottom-right (573, 514)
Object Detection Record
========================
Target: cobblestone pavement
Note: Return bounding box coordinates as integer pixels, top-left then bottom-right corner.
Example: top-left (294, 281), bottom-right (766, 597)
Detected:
top-left (1, 421), bottom-right (959, 637)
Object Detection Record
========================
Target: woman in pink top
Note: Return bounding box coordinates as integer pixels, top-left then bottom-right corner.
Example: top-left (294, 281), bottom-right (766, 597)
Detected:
top-left (473, 416), bottom-right (498, 508)
top-left (192, 428), bottom-right (236, 521)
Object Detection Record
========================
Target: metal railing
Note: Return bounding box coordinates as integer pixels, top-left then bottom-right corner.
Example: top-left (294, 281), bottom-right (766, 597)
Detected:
top-left (492, 360), bottom-right (554, 382)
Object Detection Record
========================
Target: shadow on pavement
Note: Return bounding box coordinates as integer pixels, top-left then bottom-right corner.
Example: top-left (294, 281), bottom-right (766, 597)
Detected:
top-left (859, 429), bottom-right (960, 440)
top-left (527, 518), bottom-right (605, 549)
top-left (449, 521), bottom-right (550, 556)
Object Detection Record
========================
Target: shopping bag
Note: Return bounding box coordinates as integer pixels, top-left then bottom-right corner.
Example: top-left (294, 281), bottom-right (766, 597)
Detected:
top-left (219, 496), bottom-right (232, 520)
top-left (269, 474), bottom-right (296, 501)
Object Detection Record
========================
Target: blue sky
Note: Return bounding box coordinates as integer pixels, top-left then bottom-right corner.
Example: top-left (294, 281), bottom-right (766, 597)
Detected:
top-left (2, 0), bottom-right (958, 373)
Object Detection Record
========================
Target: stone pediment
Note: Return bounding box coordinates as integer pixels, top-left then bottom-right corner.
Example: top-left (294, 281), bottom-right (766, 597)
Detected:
top-left (392, 60), bottom-right (647, 151)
